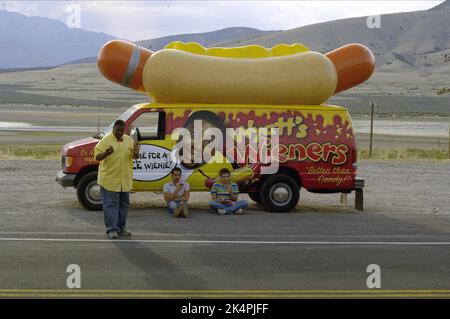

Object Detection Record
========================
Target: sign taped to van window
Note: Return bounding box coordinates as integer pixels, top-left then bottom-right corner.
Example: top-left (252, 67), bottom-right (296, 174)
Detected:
top-left (133, 144), bottom-right (175, 181)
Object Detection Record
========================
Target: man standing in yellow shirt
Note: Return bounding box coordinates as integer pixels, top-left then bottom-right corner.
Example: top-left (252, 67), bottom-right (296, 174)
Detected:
top-left (94, 120), bottom-right (140, 239)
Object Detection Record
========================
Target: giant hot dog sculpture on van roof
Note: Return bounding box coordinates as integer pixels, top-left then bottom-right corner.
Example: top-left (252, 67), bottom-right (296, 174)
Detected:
top-left (97, 40), bottom-right (375, 105)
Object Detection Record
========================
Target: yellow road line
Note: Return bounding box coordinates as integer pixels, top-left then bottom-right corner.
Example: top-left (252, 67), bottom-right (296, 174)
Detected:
top-left (0, 289), bottom-right (450, 293)
top-left (0, 290), bottom-right (450, 298)
top-left (1, 294), bottom-right (450, 299)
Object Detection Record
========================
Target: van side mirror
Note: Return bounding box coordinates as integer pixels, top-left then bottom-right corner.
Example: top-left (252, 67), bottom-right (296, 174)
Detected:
top-left (130, 128), bottom-right (138, 142)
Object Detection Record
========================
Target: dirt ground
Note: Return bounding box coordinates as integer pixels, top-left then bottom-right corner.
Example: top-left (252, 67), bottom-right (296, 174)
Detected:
top-left (1, 159), bottom-right (450, 292)
top-left (1, 159), bottom-right (449, 221)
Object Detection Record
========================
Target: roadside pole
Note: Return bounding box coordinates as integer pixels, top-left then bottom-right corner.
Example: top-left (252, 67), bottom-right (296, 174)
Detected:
top-left (369, 102), bottom-right (375, 158)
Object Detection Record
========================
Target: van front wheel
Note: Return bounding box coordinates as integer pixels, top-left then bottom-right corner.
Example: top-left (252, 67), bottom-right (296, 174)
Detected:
top-left (76, 171), bottom-right (102, 211)
top-left (260, 175), bottom-right (300, 213)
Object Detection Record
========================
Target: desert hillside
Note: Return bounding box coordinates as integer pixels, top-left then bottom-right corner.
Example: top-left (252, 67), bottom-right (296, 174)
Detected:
top-left (0, 1), bottom-right (448, 114)
top-left (0, 10), bottom-right (114, 69)
top-left (229, 1), bottom-right (450, 96)
top-left (136, 27), bottom-right (278, 51)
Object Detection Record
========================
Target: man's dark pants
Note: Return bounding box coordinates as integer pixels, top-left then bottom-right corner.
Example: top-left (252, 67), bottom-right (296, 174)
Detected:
top-left (100, 186), bottom-right (129, 234)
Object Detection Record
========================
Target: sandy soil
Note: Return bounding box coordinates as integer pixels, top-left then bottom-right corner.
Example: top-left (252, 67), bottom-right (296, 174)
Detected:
top-left (1, 159), bottom-right (449, 220)
top-left (1, 159), bottom-right (450, 292)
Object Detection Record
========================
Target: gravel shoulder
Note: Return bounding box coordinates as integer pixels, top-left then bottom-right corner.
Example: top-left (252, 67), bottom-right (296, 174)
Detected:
top-left (0, 159), bottom-right (449, 239)
top-left (1, 160), bottom-right (450, 291)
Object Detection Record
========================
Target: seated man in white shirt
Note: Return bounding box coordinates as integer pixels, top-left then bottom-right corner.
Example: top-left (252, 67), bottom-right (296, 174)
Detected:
top-left (163, 167), bottom-right (190, 218)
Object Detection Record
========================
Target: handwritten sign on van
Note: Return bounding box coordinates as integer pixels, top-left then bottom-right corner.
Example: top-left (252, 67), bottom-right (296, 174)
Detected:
top-left (133, 144), bottom-right (175, 181)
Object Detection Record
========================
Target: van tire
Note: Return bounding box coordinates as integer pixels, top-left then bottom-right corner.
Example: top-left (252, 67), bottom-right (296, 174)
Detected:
top-left (248, 191), bottom-right (261, 204)
top-left (259, 175), bottom-right (299, 212)
top-left (77, 171), bottom-right (102, 211)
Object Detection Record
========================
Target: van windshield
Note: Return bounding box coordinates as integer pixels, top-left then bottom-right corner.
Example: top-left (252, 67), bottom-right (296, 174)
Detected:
top-left (95, 105), bottom-right (138, 138)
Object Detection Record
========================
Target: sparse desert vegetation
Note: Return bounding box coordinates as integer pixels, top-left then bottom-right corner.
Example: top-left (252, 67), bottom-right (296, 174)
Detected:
top-left (1, 143), bottom-right (448, 162)
top-left (0, 144), bottom-right (61, 160)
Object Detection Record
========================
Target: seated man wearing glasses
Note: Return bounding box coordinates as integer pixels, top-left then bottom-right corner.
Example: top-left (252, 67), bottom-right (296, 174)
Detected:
top-left (209, 168), bottom-right (248, 215)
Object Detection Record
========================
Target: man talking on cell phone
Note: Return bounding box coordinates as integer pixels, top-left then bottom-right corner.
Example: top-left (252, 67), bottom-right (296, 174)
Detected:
top-left (94, 120), bottom-right (140, 239)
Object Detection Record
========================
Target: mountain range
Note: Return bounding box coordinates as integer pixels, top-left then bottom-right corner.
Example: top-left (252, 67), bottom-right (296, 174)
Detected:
top-left (0, 10), bottom-right (115, 69)
top-left (1, 1), bottom-right (448, 71)
top-left (0, 1), bottom-right (448, 104)
top-left (63, 27), bottom-right (278, 65)
top-left (135, 27), bottom-right (278, 51)
top-left (230, 0), bottom-right (450, 71)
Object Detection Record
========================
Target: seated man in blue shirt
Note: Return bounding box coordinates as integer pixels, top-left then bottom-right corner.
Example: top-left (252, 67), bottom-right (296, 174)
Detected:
top-left (209, 168), bottom-right (248, 215)
top-left (163, 167), bottom-right (190, 218)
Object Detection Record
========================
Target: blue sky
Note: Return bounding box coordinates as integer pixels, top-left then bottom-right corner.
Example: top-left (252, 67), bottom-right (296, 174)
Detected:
top-left (1, 1), bottom-right (443, 41)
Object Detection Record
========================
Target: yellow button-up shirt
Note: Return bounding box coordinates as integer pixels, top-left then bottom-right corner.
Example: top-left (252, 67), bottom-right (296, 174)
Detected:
top-left (94, 132), bottom-right (134, 192)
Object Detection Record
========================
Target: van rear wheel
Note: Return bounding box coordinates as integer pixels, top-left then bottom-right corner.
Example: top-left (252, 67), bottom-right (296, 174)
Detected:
top-left (260, 175), bottom-right (299, 213)
top-left (76, 171), bottom-right (102, 211)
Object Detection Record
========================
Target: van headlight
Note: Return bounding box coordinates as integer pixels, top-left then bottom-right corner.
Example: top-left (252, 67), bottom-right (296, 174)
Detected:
top-left (63, 156), bottom-right (73, 168)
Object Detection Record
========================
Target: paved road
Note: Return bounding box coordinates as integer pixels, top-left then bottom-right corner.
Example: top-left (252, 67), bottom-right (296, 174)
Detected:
top-left (0, 160), bottom-right (450, 297)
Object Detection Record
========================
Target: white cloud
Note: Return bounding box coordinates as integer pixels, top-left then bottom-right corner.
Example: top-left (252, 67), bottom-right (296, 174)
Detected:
top-left (0, 1), bottom-right (443, 41)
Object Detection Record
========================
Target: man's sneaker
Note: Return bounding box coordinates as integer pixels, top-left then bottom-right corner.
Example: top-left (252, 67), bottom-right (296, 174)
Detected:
top-left (217, 209), bottom-right (226, 215)
top-left (119, 229), bottom-right (132, 236)
top-left (181, 202), bottom-right (189, 218)
top-left (174, 204), bottom-right (183, 218)
top-left (107, 231), bottom-right (119, 239)
top-left (235, 209), bottom-right (243, 215)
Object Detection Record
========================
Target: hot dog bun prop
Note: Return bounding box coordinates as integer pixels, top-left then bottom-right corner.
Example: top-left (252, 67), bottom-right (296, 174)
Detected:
top-left (97, 40), bottom-right (375, 104)
top-left (144, 49), bottom-right (337, 105)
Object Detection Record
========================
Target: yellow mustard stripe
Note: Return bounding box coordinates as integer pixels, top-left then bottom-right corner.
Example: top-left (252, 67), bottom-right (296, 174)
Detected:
top-left (164, 41), bottom-right (310, 58)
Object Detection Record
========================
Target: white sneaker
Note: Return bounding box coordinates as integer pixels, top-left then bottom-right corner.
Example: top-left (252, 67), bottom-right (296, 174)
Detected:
top-left (218, 209), bottom-right (226, 215)
top-left (235, 209), bottom-right (243, 215)
top-left (107, 231), bottom-right (119, 239)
